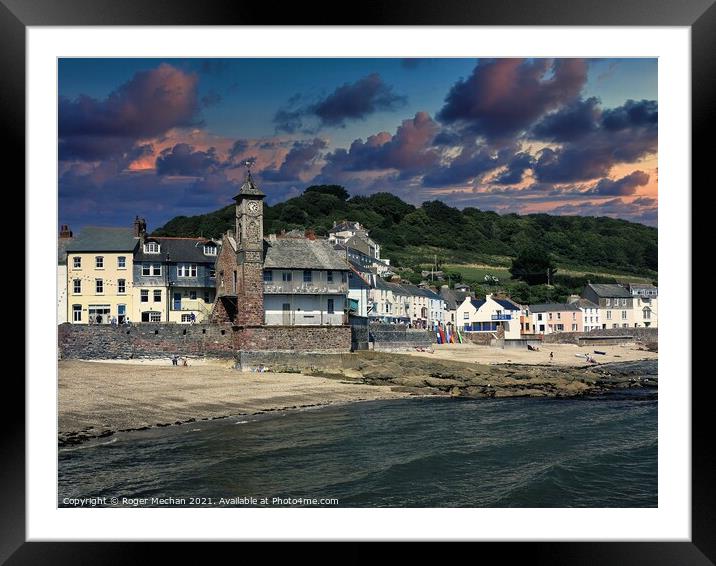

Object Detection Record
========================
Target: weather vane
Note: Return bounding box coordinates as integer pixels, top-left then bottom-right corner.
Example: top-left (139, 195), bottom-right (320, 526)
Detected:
top-left (243, 158), bottom-right (256, 177)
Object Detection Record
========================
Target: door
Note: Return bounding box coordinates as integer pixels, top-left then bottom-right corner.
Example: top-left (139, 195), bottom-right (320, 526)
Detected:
top-left (118, 304), bottom-right (126, 324)
top-left (173, 293), bottom-right (181, 310)
top-left (282, 303), bottom-right (291, 325)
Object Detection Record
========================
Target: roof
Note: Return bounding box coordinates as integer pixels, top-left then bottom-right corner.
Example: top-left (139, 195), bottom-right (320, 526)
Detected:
top-left (135, 237), bottom-right (218, 263)
top-left (439, 286), bottom-right (458, 310)
top-left (529, 303), bottom-right (582, 313)
top-left (585, 283), bottom-right (632, 298)
top-left (470, 299), bottom-right (487, 310)
top-left (233, 171), bottom-right (265, 198)
top-left (65, 227), bottom-right (138, 253)
top-left (57, 237), bottom-right (73, 264)
top-left (263, 238), bottom-right (349, 270)
top-left (348, 258), bottom-right (372, 273)
top-left (494, 298), bottom-right (521, 311)
top-left (627, 282), bottom-right (657, 289)
top-left (570, 297), bottom-right (599, 309)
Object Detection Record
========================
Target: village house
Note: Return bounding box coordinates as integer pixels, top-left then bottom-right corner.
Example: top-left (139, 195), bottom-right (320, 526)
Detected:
top-left (329, 220), bottom-right (392, 275)
top-left (529, 303), bottom-right (583, 334)
top-left (57, 224), bottom-right (74, 324)
top-left (211, 172), bottom-right (350, 326)
top-left (569, 297), bottom-right (601, 332)
top-left (65, 225), bottom-right (139, 324)
top-left (439, 285), bottom-right (458, 327)
top-left (368, 279), bottom-right (410, 324)
top-left (400, 283), bottom-right (445, 328)
top-left (580, 283), bottom-right (656, 328)
top-left (132, 228), bottom-right (219, 324)
top-left (456, 294), bottom-right (522, 339)
top-left (346, 259), bottom-right (374, 318)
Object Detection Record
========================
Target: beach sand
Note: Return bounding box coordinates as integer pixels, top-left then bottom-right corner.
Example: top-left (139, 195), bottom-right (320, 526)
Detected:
top-left (406, 342), bottom-right (657, 366)
top-left (58, 360), bottom-right (413, 444)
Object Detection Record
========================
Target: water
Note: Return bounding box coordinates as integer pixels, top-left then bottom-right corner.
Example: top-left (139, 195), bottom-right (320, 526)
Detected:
top-left (58, 390), bottom-right (657, 508)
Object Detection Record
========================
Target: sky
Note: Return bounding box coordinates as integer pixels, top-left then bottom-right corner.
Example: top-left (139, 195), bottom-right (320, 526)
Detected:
top-left (58, 58), bottom-right (658, 231)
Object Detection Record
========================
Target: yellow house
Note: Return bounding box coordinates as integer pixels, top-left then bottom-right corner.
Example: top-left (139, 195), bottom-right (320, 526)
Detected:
top-left (65, 226), bottom-right (140, 324)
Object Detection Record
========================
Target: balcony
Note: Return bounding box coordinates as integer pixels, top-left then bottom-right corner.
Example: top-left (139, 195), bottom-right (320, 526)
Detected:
top-left (264, 279), bottom-right (348, 295)
top-left (491, 313), bottom-right (512, 321)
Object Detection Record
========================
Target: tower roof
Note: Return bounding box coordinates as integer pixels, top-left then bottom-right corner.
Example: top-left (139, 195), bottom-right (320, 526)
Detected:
top-left (233, 170), bottom-right (265, 200)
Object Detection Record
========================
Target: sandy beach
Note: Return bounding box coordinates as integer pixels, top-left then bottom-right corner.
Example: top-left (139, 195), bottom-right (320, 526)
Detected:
top-left (58, 359), bottom-right (415, 445)
top-left (406, 342), bottom-right (657, 366)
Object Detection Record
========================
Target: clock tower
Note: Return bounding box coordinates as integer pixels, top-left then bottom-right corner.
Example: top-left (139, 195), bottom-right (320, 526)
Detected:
top-left (233, 167), bottom-right (266, 326)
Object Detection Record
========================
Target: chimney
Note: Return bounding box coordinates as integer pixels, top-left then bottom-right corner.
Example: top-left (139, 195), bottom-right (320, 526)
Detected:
top-left (59, 225), bottom-right (73, 239)
top-left (133, 216), bottom-right (147, 238)
top-left (305, 228), bottom-right (316, 240)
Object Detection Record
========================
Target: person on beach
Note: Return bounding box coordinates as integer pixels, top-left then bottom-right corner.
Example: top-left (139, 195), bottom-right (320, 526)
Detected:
top-left (182, 358), bottom-right (188, 367)
top-left (171, 355), bottom-right (178, 366)
top-left (549, 351), bottom-right (554, 362)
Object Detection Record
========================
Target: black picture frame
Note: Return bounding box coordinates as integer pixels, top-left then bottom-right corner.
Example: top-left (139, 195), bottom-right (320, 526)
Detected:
top-left (6, 0), bottom-right (709, 562)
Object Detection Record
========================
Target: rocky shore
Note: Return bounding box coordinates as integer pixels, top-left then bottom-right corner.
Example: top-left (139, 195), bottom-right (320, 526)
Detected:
top-left (303, 353), bottom-right (658, 400)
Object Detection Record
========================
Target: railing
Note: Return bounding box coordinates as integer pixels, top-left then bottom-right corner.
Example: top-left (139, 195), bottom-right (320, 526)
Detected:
top-left (264, 280), bottom-right (348, 294)
top-left (491, 314), bottom-right (512, 321)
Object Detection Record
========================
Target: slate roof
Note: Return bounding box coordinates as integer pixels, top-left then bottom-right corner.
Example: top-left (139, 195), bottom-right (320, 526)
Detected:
top-left (439, 286), bottom-right (458, 310)
top-left (494, 298), bottom-right (521, 311)
top-left (57, 238), bottom-right (73, 264)
top-left (570, 297), bottom-right (599, 309)
top-left (65, 227), bottom-right (138, 253)
top-left (585, 283), bottom-right (632, 298)
top-left (233, 172), bottom-right (265, 198)
top-left (135, 237), bottom-right (217, 263)
top-left (470, 299), bottom-right (487, 310)
top-left (263, 238), bottom-right (349, 270)
top-left (529, 303), bottom-right (582, 313)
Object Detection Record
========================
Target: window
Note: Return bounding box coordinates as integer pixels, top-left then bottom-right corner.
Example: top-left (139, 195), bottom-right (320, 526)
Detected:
top-left (556, 312), bottom-right (561, 319)
top-left (606, 299), bottom-right (611, 307)
top-left (190, 291), bottom-right (197, 300)
top-left (141, 290), bottom-right (149, 302)
top-left (463, 312), bottom-right (469, 320)
top-left (141, 311), bottom-right (162, 322)
top-left (73, 256), bottom-right (81, 269)
top-left (95, 256), bottom-right (104, 269)
top-left (622, 323), bottom-right (628, 328)
top-left (548, 313), bottom-right (553, 320)
top-left (181, 314), bottom-right (193, 323)
top-left (327, 299), bottom-right (335, 314)
top-left (264, 270), bottom-right (273, 283)
top-left (72, 305), bottom-right (82, 322)
top-left (73, 279), bottom-right (81, 294)
top-left (204, 291), bottom-right (210, 303)
top-left (95, 279), bottom-right (103, 294)
top-left (303, 270), bottom-right (312, 283)
top-left (572, 312), bottom-right (576, 320)
top-left (327, 271), bottom-right (333, 283)
top-left (572, 324), bottom-right (578, 331)
top-left (177, 264), bottom-right (197, 277)
top-left (118, 279), bottom-right (126, 294)
top-left (144, 242), bottom-right (160, 254)
top-left (643, 307), bottom-right (651, 319)
top-left (203, 244), bottom-right (217, 256)
top-left (613, 324), bottom-right (619, 329)
top-left (606, 310), bottom-right (612, 320)
top-left (118, 256), bottom-right (126, 269)
top-left (621, 310), bottom-right (627, 320)
top-left (153, 290), bottom-right (162, 302)
top-left (282, 271), bottom-right (292, 282)
top-left (142, 263), bottom-right (162, 276)
top-left (537, 313), bottom-right (543, 321)
top-left (555, 324), bottom-right (564, 331)
top-left (621, 299), bottom-right (627, 306)
top-left (209, 268), bottom-right (216, 278)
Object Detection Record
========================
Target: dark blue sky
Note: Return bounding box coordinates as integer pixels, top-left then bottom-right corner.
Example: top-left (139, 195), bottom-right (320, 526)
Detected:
top-left (58, 58), bottom-right (658, 231)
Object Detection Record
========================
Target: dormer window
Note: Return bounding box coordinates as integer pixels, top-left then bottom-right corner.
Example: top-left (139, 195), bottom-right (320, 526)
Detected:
top-left (144, 241), bottom-right (160, 254)
top-left (203, 244), bottom-right (217, 256)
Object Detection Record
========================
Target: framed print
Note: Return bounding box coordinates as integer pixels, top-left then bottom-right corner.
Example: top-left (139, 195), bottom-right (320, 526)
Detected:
top-left (6, 0), bottom-right (711, 562)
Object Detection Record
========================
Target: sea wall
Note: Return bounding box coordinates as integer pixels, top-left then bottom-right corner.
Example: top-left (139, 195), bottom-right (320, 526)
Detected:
top-left (58, 323), bottom-right (235, 359)
top-left (369, 323), bottom-right (434, 351)
top-left (542, 327), bottom-right (658, 345)
top-left (58, 322), bottom-right (352, 360)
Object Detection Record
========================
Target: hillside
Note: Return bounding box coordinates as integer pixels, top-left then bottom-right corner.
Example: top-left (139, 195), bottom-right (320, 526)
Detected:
top-left (154, 185), bottom-right (658, 280)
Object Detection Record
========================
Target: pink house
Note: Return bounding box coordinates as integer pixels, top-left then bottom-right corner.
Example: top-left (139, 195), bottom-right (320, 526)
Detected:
top-left (529, 303), bottom-right (583, 334)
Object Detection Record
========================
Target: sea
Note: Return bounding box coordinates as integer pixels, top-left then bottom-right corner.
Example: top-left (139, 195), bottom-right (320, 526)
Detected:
top-left (58, 376), bottom-right (657, 508)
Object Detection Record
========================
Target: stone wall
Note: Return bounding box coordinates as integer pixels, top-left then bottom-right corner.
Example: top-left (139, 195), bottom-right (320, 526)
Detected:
top-left (369, 323), bottom-right (433, 351)
top-left (58, 323), bottom-right (235, 359)
top-left (237, 351), bottom-right (356, 372)
top-left (542, 326), bottom-right (658, 345)
top-left (234, 325), bottom-right (351, 353)
top-left (462, 332), bottom-right (495, 345)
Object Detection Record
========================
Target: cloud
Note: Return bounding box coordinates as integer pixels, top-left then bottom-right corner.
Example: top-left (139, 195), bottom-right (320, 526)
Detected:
top-left (320, 112), bottom-right (440, 180)
top-left (262, 138), bottom-right (327, 182)
top-left (601, 99), bottom-right (658, 131)
top-left (588, 170), bottom-right (650, 196)
top-left (59, 64), bottom-right (201, 161)
top-left (493, 152), bottom-right (534, 184)
top-left (201, 90), bottom-right (222, 108)
top-left (274, 73), bottom-right (406, 132)
top-left (155, 143), bottom-right (222, 176)
top-left (437, 58), bottom-right (588, 142)
top-left (422, 146), bottom-right (508, 187)
top-left (530, 97), bottom-right (601, 142)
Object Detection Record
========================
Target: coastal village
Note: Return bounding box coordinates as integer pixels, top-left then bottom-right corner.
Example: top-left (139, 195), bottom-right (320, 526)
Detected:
top-left (58, 172), bottom-right (657, 355)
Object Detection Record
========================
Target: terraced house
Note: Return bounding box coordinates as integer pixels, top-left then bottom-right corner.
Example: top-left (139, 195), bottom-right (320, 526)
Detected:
top-left (65, 225), bottom-right (139, 324)
top-left (132, 232), bottom-right (218, 323)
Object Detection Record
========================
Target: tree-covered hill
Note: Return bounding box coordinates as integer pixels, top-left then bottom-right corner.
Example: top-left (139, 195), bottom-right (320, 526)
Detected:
top-left (153, 185), bottom-right (657, 278)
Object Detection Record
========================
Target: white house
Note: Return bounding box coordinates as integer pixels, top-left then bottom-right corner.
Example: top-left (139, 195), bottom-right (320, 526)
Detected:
top-left (570, 297), bottom-right (601, 332)
top-left (456, 294), bottom-right (522, 339)
top-left (262, 238), bottom-right (350, 326)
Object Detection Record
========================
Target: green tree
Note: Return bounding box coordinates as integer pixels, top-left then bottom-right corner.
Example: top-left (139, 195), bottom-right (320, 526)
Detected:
top-left (510, 245), bottom-right (558, 286)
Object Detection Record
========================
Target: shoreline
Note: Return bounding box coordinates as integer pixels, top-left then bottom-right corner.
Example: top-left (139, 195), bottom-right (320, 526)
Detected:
top-left (59, 344), bottom-right (657, 447)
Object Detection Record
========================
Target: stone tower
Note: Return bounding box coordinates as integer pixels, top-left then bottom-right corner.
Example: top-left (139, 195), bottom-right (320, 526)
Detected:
top-left (233, 169), bottom-right (266, 326)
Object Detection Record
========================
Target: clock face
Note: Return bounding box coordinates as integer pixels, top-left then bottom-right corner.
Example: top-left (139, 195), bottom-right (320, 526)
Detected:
top-left (247, 201), bottom-right (260, 214)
